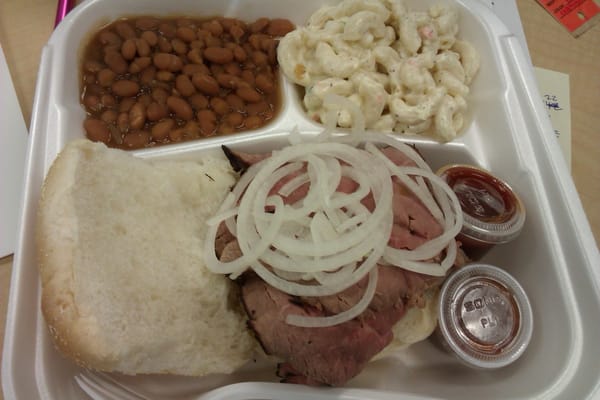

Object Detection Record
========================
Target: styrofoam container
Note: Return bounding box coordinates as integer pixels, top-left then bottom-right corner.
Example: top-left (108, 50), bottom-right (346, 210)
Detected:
top-left (3, 0), bottom-right (600, 398)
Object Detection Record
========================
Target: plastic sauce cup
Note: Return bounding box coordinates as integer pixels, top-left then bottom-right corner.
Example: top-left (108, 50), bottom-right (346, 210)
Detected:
top-left (436, 263), bottom-right (533, 369)
top-left (437, 164), bottom-right (526, 260)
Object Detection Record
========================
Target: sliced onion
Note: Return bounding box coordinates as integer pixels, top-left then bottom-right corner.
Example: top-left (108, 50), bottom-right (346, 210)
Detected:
top-left (203, 132), bottom-right (464, 327)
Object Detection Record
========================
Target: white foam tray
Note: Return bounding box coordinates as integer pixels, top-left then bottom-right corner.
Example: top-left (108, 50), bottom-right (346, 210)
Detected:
top-left (3, 0), bottom-right (600, 399)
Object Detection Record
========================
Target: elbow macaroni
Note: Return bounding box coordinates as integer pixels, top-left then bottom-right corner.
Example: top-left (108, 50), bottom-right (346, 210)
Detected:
top-left (278, 0), bottom-right (480, 141)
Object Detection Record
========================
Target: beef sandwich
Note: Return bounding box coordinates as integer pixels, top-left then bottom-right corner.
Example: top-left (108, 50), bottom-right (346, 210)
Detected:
top-left (37, 136), bottom-right (465, 384)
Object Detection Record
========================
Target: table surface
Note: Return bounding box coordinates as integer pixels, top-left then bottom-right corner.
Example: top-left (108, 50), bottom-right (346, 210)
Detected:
top-left (0, 1), bottom-right (598, 398)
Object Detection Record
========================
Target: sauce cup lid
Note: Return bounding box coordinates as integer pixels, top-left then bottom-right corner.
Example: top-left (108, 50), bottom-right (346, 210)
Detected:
top-left (437, 164), bottom-right (526, 245)
top-left (438, 263), bottom-right (533, 369)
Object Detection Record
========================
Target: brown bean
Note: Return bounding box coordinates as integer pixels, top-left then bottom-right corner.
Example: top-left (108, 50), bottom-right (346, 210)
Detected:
top-left (204, 35), bottom-right (222, 47)
top-left (141, 30), bottom-right (158, 46)
top-left (240, 70), bottom-right (255, 86)
top-left (203, 47), bottom-right (234, 64)
top-left (156, 70), bottom-right (174, 81)
top-left (101, 109), bottom-right (118, 124)
top-left (226, 112), bottom-right (244, 127)
top-left (99, 30), bottom-right (122, 47)
top-left (216, 73), bottom-right (240, 89)
top-left (136, 38), bottom-right (151, 57)
top-left (176, 26), bottom-right (197, 42)
top-left (123, 130), bottom-right (150, 149)
top-left (252, 50), bottom-right (268, 67)
top-left (242, 42), bottom-right (254, 56)
top-left (109, 125), bottom-right (124, 145)
top-left (157, 36), bottom-right (173, 53)
top-left (84, 60), bottom-right (104, 73)
top-left (121, 39), bottom-right (137, 60)
top-left (84, 119), bottom-right (111, 143)
top-left (169, 128), bottom-right (184, 142)
top-left (167, 96), bottom-right (193, 120)
top-left (138, 93), bottom-right (152, 107)
top-left (190, 39), bottom-right (205, 50)
top-left (171, 38), bottom-right (188, 55)
top-left (246, 100), bottom-right (269, 116)
top-left (218, 123), bottom-right (235, 134)
top-left (189, 93), bottom-right (209, 110)
top-left (255, 73), bottom-right (275, 94)
top-left (182, 120), bottom-right (201, 138)
top-left (139, 66), bottom-right (156, 85)
top-left (219, 18), bottom-right (237, 31)
top-left (100, 94), bottom-right (116, 108)
top-left (204, 20), bottom-right (223, 36)
top-left (83, 72), bottom-right (96, 84)
top-left (224, 62), bottom-right (242, 76)
top-left (264, 39), bottom-right (278, 65)
top-left (153, 53), bottom-right (183, 72)
top-left (83, 95), bottom-right (101, 111)
top-left (225, 94), bottom-right (245, 112)
top-left (197, 109), bottom-right (217, 135)
top-left (248, 34), bottom-right (266, 50)
top-left (104, 51), bottom-right (128, 74)
top-left (152, 88), bottom-right (169, 104)
top-left (114, 21), bottom-right (137, 39)
top-left (266, 19), bottom-right (295, 36)
top-left (183, 63), bottom-right (209, 76)
top-left (243, 60), bottom-right (256, 70)
top-left (154, 82), bottom-right (174, 94)
top-left (97, 68), bottom-right (116, 87)
top-left (210, 64), bottom-right (224, 77)
top-left (249, 18), bottom-right (270, 33)
top-left (230, 24), bottom-right (245, 42)
top-left (244, 115), bottom-right (263, 129)
top-left (237, 86), bottom-right (262, 103)
top-left (175, 74), bottom-right (196, 97)
top-left (147, 101), bottom-right (168, 121)
top-left (112, 80), bottom-right (140, 97)
top-left (196, 29), bottom-right (211, 40)
top-left (210, 97), bottom-right (230, 116)
top-left (233, 45), bottom-right (247, 62)
top-left (129, 102), bottom-right (146, 129)
top-left (129, 57), bottom-right (151, 73)
top-left (159, 22), bottom-right (176, 38)
top-left (136, 17), bottom-right (159, 31)
top-left (151, 118), bottom-right (175, 140)
top-left (187, 48), bottom-right (203, 64)
top-left (119, 98), bottom-right (136, 113)
top-left (85, 83), bottom-right (103, 96)
top-left (262, 109), bottom-right (274, 121)
top-left (117, 112), bottom-right (130, 132)
top-left (191, 73), bottom-right (220, 96)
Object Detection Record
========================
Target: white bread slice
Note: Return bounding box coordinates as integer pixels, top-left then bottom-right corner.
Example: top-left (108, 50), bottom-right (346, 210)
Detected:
top-left (36, 139), bottom-right (256, 375)
top-left (374, 289), bottom-right (439, 360)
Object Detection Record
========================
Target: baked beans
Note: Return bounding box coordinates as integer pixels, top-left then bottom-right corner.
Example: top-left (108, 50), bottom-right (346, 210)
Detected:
top-left (81, 16), bottom-right (295, 150)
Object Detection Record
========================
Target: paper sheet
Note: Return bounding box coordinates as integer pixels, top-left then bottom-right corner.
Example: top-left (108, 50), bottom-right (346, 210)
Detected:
top-left (533, 67), bottom-right (572, 170)
top-left (0, 45), bottom-right (29, 257)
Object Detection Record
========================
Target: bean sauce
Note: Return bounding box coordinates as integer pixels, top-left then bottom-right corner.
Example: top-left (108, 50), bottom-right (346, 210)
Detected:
top-left (80, 16), bottom-right (295, 150)
top-left (436, 164), bottom-right (526, 260)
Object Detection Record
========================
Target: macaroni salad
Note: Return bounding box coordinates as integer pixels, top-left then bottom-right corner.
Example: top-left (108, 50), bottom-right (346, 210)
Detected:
top-left (278, 0), bottom-right (480, 141)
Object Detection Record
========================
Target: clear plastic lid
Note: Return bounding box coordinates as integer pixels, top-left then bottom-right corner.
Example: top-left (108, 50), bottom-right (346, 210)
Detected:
top-left (438, 263), bottom-right (533, 369)
top-left (437, 164), bottom-right (526, 244)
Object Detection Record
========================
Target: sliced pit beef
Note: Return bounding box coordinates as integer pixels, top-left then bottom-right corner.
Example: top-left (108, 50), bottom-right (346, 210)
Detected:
top-left (222, 145), bottom-right (271, 173)
top-left (239, 264), bottom-right (446, 386)
top-left (220, 145), bottom-right (467, 386)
